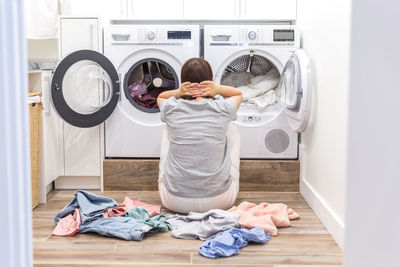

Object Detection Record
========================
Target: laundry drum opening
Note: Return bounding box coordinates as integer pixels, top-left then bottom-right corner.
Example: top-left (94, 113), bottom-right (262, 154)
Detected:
top-left (124, 58), bottom-right (179, 113)
top-left (220, 54), bottom-right (280, 109)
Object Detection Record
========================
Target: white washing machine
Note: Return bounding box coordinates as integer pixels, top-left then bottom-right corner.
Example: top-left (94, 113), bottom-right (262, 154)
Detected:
top-left (204, 25), bottom-right (311, 159)
top-left (50, 24), bottom-right (200, 158)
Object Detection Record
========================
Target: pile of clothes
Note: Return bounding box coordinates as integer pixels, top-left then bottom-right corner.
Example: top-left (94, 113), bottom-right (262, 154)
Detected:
top-left (221, 67), bottom-right (280, 109)
top-left (128, 61), bottom-right (176, 110)
top-left (129, 83), bottom-right (165, 109)
top-left (53, 190), bottom-right (299, 259)
top-left (52, 191), bottom-right (168, 240)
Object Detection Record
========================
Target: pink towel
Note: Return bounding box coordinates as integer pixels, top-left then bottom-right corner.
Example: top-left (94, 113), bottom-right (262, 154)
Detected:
top-left (228, 201), bottom-right (300, 236)
top-left (52, 208), bottom-right (81, 237)
top-left (103, 207), bottom-right (126, 218)
top-left (104, 197), bottom-right (161, 218)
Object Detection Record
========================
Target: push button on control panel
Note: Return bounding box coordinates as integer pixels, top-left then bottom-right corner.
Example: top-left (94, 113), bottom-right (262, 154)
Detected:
top-left (242, 115), bottom-right (261, 122)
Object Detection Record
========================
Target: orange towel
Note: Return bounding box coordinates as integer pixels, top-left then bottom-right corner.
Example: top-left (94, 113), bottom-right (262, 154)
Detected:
top-left (228, 201), bottom-right (300, 236)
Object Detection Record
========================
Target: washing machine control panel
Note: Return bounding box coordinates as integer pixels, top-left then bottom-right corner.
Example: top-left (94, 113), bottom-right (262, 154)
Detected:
top-left (105, 25), bottom-right (200, 46)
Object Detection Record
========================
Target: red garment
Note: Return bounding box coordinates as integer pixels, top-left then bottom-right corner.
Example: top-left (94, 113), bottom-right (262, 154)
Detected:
top-left (52, 208), bottom-right (81, 237)
top-left (228, 201), bottom-right (300, 236)
top-left (133, 88), bottom-right (165, 109)
top-left (104, 197), bottom-right (161, 218)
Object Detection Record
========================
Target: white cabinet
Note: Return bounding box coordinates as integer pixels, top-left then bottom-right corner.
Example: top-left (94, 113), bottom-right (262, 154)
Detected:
top-left (240, 0), bottom-right (297, 20)
top-left (60, 18), bottom-right (99, 56)
top-left (60, 0), bottom-right (297, 21)
top-left (56, 18), bottom-right (103, 189)
top-left (127, 0), bottom-right (184, 19)
top-left (61, 0), bottom-right (128, 19)
top-left (63, 125), bottom-right (101, 176)
top-left (29, 71), bottom-right (64, 203)
top-left (183, 0), bottom-right (239, 20)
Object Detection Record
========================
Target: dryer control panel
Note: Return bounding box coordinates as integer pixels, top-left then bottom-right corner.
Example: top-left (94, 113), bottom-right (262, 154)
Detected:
top-left (204, 25), bottom-right (300, 48)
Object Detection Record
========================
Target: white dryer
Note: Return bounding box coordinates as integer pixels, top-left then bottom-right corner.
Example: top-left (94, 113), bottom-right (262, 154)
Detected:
top-left (204, 25), bottom-right (311, 159)
top-left (50, 24), bottom-right (200, 158)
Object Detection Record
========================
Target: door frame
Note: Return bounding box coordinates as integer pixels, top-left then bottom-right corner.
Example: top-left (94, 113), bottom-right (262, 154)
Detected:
top-left (0, 0), bottom-right (33, 265)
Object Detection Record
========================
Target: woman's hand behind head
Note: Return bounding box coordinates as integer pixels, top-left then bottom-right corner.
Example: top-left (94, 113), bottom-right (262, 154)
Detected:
top-left (177, 82), bottom-right (203, 99)
top-left (199, 81), bottom-right (219, 98)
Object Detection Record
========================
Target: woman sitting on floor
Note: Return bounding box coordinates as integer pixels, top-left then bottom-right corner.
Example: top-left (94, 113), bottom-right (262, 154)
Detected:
top-left (157, 58), bottom-right (242, 213)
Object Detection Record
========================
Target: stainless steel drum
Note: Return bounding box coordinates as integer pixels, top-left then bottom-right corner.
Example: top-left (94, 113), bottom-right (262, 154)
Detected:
top-left (250, 55), bottom-right (273, 76)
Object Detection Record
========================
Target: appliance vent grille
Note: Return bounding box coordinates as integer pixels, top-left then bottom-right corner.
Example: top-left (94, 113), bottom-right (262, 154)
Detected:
top-left (265, 129), bottom-right (290, 153)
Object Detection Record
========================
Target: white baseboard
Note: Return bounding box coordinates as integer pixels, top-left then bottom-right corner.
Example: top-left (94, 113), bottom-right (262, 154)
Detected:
top-left (300, 178), bottom-right (345, 250)
top-left (54, 176), bottom-right (101, 190)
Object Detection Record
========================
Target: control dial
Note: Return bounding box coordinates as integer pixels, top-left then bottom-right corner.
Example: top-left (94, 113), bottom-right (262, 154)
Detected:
top-left (146, 31), bottom-right (155, 40)
top-left (248, 31), bottom-right (257, 40)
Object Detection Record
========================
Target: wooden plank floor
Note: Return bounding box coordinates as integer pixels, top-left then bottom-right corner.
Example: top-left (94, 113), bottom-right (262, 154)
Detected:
top-left (33, 190), bottom-right (342, 266)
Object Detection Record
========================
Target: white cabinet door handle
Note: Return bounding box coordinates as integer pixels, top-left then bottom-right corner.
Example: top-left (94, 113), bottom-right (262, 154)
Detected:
top-left (44, 76), bottom-right (50, 115)
top-left (90, 23), bottom-right (94, 49)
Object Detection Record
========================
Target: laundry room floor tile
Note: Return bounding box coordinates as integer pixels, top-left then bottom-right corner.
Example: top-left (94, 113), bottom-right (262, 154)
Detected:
top-left (32, 190), bottom-right (342, 266)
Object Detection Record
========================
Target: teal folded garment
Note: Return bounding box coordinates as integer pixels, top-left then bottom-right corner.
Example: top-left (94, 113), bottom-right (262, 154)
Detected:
top-left (125, 207), bottom-right (171, 232)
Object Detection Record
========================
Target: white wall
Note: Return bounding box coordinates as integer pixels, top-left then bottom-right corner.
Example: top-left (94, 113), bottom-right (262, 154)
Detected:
top-left (296, 0), bottom-right (351, 249)
top-left (27, 39), bottom-right (59, 60)
top-left (344, 0), bottom-right (400, 266)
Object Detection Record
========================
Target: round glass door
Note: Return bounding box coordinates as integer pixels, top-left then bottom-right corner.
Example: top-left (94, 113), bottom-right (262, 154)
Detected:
top-left (277, 50), bottom-right (312, 133)
top-left (276, 55), bottom-right (301, 111)
top-left (51, 50), bottom-right (119, 128)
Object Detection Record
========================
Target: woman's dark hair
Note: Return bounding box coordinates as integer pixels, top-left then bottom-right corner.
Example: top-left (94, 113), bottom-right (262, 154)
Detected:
top-left (181, 58), bottom-right (213, 83)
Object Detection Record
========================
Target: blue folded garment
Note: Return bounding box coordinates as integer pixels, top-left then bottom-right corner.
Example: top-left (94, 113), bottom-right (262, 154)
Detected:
top-left (78, 217), bottom-right (154, 241)
top-left (54, 190), bottom-right (118, 225)
top-left (199, 227), bottom-right (270, 259)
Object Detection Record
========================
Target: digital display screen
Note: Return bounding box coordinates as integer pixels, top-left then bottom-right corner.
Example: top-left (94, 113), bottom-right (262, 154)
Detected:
top-left (168, 31), bottom-right (191, 39)
top-left (273, 29), bottom-right (295, 42)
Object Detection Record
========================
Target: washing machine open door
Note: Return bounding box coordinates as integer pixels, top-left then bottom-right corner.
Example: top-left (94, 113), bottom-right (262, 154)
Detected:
top-left (51, 50), bottom-right (120, 128)
top-left (277, 49), bottom-right (312, 132)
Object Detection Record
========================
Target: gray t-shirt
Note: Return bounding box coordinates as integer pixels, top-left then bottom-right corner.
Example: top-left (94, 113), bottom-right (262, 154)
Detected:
top-left (160, 95), bottom-right (237, 198)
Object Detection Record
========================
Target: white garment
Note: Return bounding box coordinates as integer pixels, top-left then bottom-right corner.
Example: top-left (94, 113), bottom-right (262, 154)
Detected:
top-left (237, 67), bottom-right (280, 108)
top-left (248, 90), bottom-right (277, 109)
top-left (25, 0), bottom-right (58, 39)
top-left (159, 123), bottom-right (240, 214)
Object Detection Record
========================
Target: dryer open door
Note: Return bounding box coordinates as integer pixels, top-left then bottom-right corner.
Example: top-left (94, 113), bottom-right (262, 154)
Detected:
top-left (277, 49), bottom-right (312, 132)
top-left (51, 50), bottom-right (120, 128)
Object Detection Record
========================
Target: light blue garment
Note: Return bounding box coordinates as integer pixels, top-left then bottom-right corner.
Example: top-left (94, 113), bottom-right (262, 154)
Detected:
top-left (125, 207), bottom-right (171, 232)
top-left (199, 227), bottom-right (270, 259)
top-left (54, 190), bottom-right (118, 225)
top-left (78, 217), bottom-right (154, 241)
